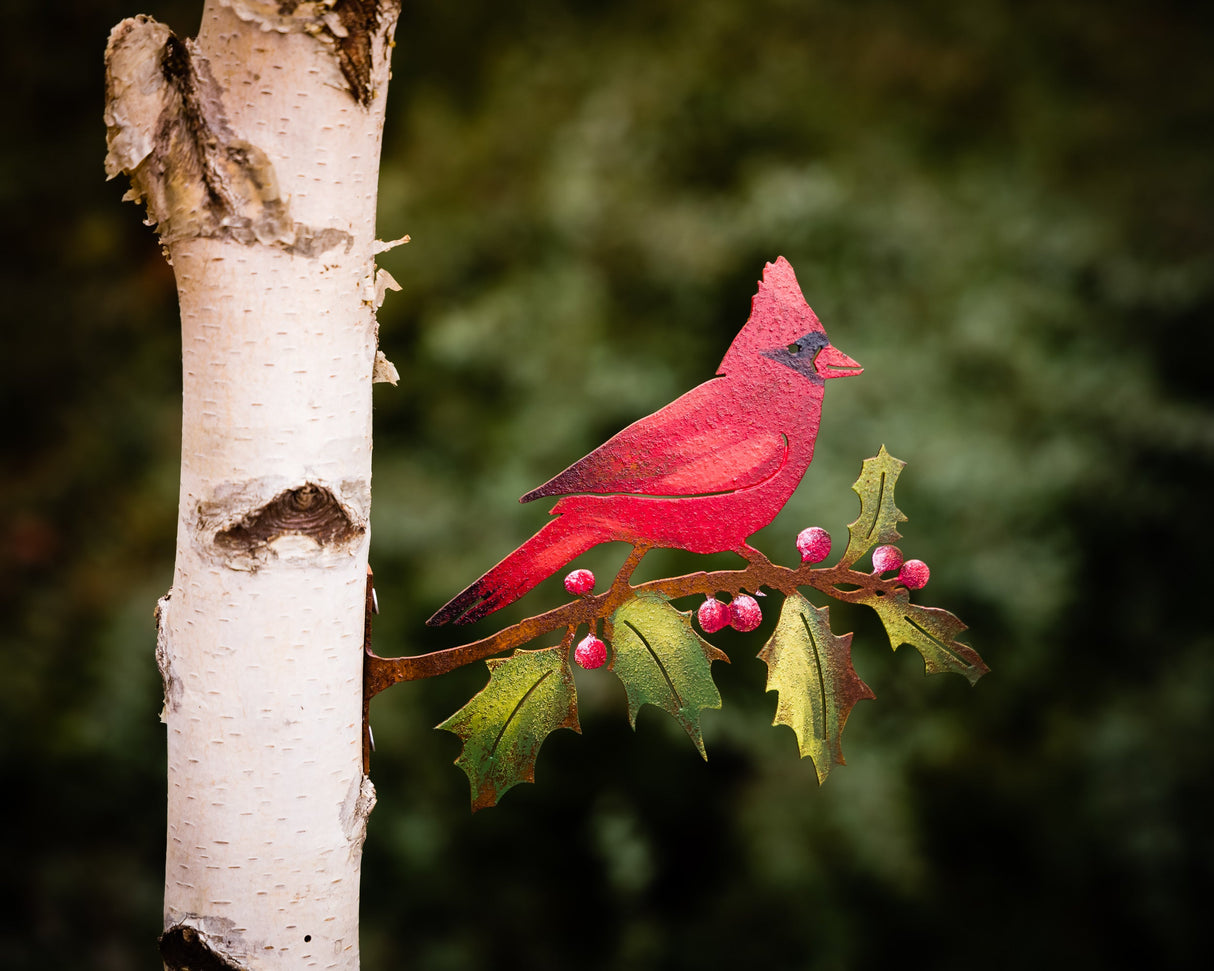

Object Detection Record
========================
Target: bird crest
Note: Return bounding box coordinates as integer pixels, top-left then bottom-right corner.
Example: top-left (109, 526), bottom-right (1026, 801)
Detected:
top-left (718, 256), bottom-right (825, 375)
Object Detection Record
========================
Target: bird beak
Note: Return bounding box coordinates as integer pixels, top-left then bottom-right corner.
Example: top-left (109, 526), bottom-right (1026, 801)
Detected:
top-left (814, 344), bottom-right (863, 379)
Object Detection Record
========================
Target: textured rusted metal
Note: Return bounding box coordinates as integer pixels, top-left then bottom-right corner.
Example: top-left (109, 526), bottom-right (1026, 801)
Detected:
top-left (364, 555), bottom-right (909, 694)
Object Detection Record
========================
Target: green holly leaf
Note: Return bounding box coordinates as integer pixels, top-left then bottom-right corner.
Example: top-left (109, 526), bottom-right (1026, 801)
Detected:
top-left (610, 593), bottom-right (729, 758)
top-left (841, 446), bottom-right (908, 567)
top-left (758, 593), bottom-right (875, 783)
top-left (865, 587), bottom-right (988, 684)
top-left (437, 645), bottom-right (580, 811)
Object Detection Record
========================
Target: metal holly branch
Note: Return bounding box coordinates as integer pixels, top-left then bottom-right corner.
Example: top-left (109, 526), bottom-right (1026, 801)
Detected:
top-left (364, 258), bottom-right (988, 810)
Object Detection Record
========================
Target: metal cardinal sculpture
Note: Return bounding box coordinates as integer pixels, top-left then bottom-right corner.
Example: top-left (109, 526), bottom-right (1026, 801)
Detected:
top-left (428, 256), bottom-right (862, 626)
top-left (362, 255), bottom-right (985, 811)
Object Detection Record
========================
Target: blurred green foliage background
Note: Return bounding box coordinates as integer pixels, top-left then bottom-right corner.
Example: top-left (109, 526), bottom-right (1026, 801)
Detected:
top-left (3, 0), bottom-right (1212, 967)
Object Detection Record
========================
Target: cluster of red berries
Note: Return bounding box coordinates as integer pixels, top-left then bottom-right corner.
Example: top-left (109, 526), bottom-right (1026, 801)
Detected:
top-left (696, 593), bottom-right (762, 633)
top-left (564, 570), bottom-right (608, 669)
top-left (563, 533), bottom-right (932, 663)
top-left (691, 526), bottom-right (830, 632)
top-left (871, 544), bottom-right (930, 589)
top-left (795, 525), bottom-right (930, 589)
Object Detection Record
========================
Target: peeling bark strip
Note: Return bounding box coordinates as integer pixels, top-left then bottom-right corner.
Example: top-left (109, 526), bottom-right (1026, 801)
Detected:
top-left (104, 15), bottom-right (353, 254)
top-left (222, 0), bottom-right (392, 106)
top-left (329, 0), bottom-right (388, 107)
top-left (154, 593), bottom-right (182, 720)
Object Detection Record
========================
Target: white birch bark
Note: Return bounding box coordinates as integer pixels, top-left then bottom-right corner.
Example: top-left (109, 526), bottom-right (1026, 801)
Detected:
top-left (104, 2), bottom-right (402, 967)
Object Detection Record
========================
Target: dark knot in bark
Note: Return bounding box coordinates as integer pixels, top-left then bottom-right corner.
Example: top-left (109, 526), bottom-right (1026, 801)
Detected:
top-left (215, 484), bottom-right (362, 551)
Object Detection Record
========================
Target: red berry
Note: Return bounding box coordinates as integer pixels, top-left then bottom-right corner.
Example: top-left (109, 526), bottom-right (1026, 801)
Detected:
top-left (729, 594), bottom-right (763, 632)
top-left (796, 527), bottom-right (831, 563)
top-left (898, 559), bottom-right (930, 589)
top-left (564, 569), bottom-right (595, 596)
top-left (697, 596), bottom-right (730, 633)
top-left (574, 634), bottom-right (607, 669)
top-left (872, 545), bottom-right (903, 574)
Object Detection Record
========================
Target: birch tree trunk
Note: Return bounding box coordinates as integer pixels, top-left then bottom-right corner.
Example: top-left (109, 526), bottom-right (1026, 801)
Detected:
top-left (104, 2), bottom-right (402, 967)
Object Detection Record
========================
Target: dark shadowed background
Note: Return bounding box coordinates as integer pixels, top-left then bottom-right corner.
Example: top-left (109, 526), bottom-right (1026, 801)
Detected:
top-left (3, 1), bottom-right (1212, 967)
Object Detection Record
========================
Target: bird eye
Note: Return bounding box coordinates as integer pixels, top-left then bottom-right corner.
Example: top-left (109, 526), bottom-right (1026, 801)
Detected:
top-left (787, 343), bottom-right (801, 354)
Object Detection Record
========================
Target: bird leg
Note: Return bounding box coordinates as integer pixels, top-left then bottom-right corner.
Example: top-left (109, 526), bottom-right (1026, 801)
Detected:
top-left (613, 544), bottom-right (650, 591)
top-left (736, 543), bottom-right (774, 571)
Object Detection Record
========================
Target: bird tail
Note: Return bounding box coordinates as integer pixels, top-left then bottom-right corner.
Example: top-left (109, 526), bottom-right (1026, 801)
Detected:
top-left (427, 515), bottom-right (608, 626)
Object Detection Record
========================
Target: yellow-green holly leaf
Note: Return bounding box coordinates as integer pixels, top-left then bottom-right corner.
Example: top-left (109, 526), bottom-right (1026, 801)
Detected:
top-left (437, 645), bottom-right (580, 811)
top-left (841, 446), bottom-right (908, 566)
top-left (758, 593), bottom-right (875, 783)
top-left (867, 587), bottom-right (989, 684)
top-left (610, 593), bottom-right (728, 758)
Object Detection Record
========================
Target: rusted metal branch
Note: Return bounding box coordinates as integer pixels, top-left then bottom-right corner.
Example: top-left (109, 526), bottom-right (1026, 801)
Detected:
top-left (364, 557), bottom-right (899, 700)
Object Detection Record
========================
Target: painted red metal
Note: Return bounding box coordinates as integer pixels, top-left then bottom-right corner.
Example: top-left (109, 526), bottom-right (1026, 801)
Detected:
top-left (428, 257), bottom-right (861, 626)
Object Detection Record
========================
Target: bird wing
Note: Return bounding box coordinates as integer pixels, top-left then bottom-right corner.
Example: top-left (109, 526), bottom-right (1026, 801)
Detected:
top-left (521, 378), bottom-right (788, 501)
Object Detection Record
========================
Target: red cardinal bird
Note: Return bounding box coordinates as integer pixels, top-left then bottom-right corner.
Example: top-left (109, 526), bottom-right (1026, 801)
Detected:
top-left (428, 257), bottom-right (861, 625)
